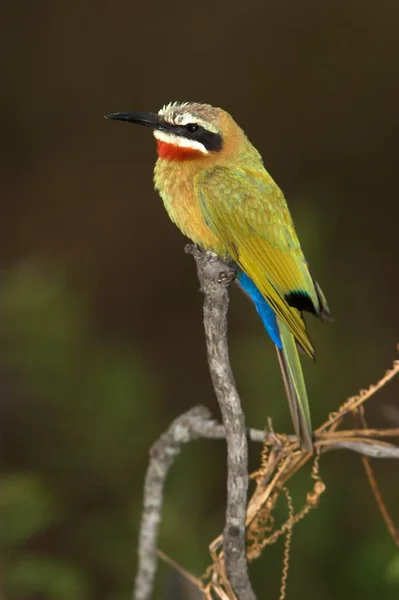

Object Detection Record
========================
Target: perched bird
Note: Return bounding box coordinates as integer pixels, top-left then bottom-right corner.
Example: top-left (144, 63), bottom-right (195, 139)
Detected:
top-left (106, 102), bottom-right (331, 451)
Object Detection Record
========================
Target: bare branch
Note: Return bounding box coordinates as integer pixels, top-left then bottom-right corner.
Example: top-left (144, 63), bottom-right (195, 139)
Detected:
top-left (186, 244), bottom-right (256, 600)
top-left (133, 402), bottom-right (267, 600)
top-left (317, 428), bottom-right (399, 439)
top-left (132, 410), bottom-right (399, 599)
top-left (318, 440), bottom-right (399, 458)
top-left (133, 405), bottom-right (218, 600)
top-left (133, 244), bottom-right (398, 600)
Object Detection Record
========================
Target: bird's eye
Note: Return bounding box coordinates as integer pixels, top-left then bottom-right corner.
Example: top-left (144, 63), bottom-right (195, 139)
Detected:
top-left (186, 123), bottom-right (199, 134)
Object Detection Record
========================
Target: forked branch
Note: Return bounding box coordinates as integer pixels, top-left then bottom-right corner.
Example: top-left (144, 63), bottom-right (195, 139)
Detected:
top-left (133, 247), bottom-right (399, 600)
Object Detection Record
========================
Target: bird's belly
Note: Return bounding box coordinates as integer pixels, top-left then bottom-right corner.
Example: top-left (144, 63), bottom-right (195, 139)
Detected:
top-left (154, 163), bottom-right (226, 256)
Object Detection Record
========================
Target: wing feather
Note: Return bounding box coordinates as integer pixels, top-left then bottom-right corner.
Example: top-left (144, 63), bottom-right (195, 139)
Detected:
top-left (196, 166), bottom-right (318, 358)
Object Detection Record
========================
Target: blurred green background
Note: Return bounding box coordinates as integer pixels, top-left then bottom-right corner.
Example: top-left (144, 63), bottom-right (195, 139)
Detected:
top-left (1, 1), bottom-right (399, 598)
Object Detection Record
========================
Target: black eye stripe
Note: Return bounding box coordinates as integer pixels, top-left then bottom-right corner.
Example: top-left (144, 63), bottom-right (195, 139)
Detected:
top-left (186, 123), bottom-right (199, 133)
top-left (172, 124), bottom-right (223, 152)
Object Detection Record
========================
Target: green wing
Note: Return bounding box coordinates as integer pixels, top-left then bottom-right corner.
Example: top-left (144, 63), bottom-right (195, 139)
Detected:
top-left (196, 165), bottom-right (320, 358)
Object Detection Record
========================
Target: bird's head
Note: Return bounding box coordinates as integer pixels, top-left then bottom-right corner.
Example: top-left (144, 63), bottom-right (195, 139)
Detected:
top-left (106, 101), bottom-right (242, 161)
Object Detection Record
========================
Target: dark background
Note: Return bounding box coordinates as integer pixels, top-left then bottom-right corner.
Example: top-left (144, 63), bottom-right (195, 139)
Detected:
top-left (1, 1), bottom-right (399, 598)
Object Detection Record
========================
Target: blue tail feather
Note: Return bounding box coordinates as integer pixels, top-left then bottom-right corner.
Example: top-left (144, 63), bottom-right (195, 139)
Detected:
top-left (236, 270), bottom-right (282, 349)
top-left (236, 269), bottom-right (313, 450)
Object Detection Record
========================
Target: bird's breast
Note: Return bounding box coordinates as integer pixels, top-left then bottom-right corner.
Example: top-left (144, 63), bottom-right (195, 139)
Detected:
top-left (154, 159), bottom-right (225, 255)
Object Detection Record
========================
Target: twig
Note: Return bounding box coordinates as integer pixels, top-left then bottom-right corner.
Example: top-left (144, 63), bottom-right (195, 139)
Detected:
top-left (318, 440), bottom-right (399, 458)
top-left (133, 414), bottom-right (399, 600)
top-left (186, 244), bottom-right (256, 600)
top-left (317, 358), bottom-right (399, 433)
top-left (133, 405), bottom-right (223, 600)
top-left (133, 408), bottom-right (399, 599)
top-left (156, 549), bottom-right (203, 590)
top-left (316, 428), bottom-right (399, 439)
top-left (133, 404), bottom-right (266, 600)
top-left (357, 408), bottom-right (399, 546)
top-left (133, 245), bottom-right (398, 599)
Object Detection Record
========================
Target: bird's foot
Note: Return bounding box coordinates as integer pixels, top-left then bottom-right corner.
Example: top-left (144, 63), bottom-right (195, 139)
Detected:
top-left (217, 269), bottom-right (236, 285)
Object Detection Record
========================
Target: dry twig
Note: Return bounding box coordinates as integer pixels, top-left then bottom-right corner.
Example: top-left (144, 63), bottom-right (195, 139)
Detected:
top-left (186, 244), bottom-right (256, 600)
top-left (133, 247), bottom-right (399, 600)
top-left (133, 405), bottom-right (265, 600)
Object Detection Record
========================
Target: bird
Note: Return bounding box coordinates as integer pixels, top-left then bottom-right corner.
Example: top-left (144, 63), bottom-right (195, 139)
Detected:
top-left (106, 101), bottom-right (331, 451)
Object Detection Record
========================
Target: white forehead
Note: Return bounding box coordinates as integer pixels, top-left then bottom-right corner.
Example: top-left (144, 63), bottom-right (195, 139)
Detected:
top-left (158, 101), bottom-right (219, 134)
top-left (158, 101), bottom-right (190, 122)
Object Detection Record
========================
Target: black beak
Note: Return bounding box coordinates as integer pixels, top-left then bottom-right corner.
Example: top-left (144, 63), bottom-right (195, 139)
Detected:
top-left (104, 111), bottom-right (159, 128)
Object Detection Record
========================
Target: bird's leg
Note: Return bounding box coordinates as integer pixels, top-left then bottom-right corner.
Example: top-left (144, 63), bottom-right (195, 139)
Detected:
top-left (217, 266), bottom-right (237, 286)
top-left (185, 243), bottom-right (237, 286)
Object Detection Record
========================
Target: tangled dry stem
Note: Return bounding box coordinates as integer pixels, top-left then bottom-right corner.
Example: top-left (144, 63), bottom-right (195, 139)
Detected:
top-left (203, 356), bottom-right (399, 599)
top-left (132, 248), bottom-right (399, 600)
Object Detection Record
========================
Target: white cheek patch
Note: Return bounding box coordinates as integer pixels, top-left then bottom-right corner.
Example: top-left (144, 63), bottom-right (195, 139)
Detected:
top-left (153, 130), bottom-right (208, 155)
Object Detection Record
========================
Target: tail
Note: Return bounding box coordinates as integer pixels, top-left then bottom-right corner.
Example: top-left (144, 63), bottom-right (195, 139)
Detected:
top-left (277, 322), bottom-right (313, 451)
top-left (237, 271), bottom-right (313, 451)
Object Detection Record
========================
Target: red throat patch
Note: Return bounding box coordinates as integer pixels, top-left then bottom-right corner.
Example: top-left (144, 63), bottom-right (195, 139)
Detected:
top-left (156, 140), bottom-right (204, 161)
